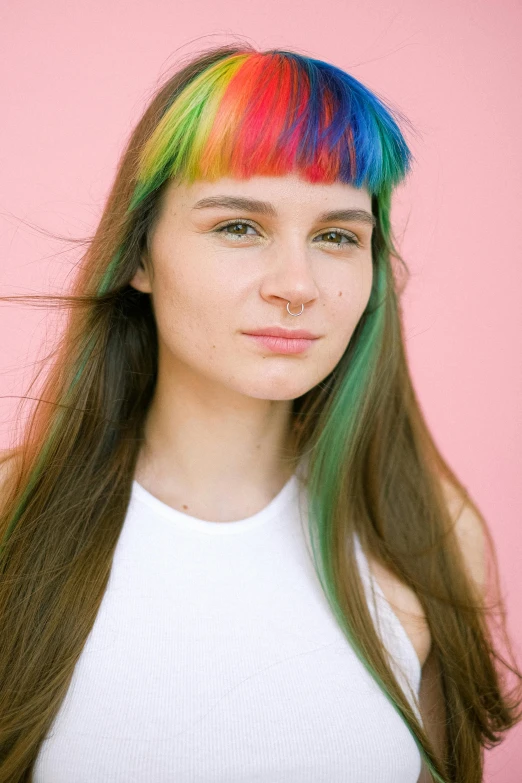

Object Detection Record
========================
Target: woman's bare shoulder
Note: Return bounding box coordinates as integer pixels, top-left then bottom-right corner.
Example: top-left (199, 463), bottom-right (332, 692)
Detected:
top-left (438, 476), bottom-right (487, 596)
top-left (0, 448), bottom-right (22, 494)
top-left (365, 476), bottom-right (486, 670)
top-left (366, 552), bottom-right (431, 669)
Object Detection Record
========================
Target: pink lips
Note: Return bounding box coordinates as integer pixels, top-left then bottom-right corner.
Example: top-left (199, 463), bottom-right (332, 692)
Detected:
top-left (243, 326), bottom-right (320, 355)
top-left (245, 326), bottom-right (319, 340)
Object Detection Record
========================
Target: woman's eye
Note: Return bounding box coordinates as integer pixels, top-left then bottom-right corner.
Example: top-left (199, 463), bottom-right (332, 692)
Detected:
top-left (214, 221), bottom-right (360, 248)
top-left (215, 221), bottom-right (259, 238)
top-left (314, 230), bottom-right (360, 247)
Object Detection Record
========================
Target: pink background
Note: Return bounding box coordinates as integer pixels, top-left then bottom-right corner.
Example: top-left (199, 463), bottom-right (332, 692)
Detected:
top-left (1, 1), bottom-right (521, 778)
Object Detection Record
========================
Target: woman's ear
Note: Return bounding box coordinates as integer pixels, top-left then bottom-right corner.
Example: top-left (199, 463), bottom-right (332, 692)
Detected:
top-left (129, 254), bottom-right (153, 293)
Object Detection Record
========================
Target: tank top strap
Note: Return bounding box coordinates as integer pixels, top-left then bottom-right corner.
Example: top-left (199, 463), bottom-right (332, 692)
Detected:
top-left (353, 532), bottom-right (423, 720)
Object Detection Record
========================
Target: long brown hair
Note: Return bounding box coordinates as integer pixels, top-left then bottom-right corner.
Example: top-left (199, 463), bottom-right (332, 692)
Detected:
top-left (1, 42), bottom-right (521, 782)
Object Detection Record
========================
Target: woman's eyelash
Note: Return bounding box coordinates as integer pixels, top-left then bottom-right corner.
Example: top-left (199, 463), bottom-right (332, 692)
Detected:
top-left (213, 220), bottom-right (361, 247)
top-left (213, 220), bottom-right (259, 237)
top-left (317, 230), bottom-right (360, 247)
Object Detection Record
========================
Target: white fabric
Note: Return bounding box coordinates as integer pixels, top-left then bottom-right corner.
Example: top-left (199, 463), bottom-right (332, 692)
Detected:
top-left (33, 471), bottom-right (423, 782)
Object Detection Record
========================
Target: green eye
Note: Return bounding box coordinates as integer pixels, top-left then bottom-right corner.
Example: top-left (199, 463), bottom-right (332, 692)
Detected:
top-left (215, 221), bottom-right (259, 237)
top-left (315, 230), bottom-right (359, 247)
top-left (213, 220), bottom-right (361, 248)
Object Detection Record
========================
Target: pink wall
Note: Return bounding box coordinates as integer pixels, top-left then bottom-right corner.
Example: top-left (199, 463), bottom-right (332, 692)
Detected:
top-left (1, 1), bottom-right (521, 778)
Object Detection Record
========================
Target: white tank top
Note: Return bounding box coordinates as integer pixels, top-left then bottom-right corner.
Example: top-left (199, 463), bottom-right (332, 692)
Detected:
top-left (33, 471), bottom-right (424, 782)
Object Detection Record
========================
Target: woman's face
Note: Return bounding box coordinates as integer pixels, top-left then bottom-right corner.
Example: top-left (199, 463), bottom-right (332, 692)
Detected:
top-left (130, 172), bottom-right (375, 401)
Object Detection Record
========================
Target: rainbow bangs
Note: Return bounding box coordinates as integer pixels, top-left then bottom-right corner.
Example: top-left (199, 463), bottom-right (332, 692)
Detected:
top-left (129, 50), bottom-right (412, 211)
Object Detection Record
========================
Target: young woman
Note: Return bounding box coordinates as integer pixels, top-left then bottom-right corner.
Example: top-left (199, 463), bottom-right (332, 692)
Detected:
top-left (0, 43), bottom-right (520, 783)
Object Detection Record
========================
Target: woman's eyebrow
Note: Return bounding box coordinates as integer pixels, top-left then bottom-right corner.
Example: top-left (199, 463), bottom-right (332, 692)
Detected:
top-left (192, 196), bottom-right (376, 227)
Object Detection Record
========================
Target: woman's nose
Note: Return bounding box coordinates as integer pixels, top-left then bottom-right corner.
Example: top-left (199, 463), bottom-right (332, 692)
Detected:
top-left (260, 244), bottom-right (320, 310)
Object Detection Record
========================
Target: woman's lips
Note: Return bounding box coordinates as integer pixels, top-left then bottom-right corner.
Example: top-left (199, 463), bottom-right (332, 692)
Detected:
top-left (244, 333), bottom-right (318, 354)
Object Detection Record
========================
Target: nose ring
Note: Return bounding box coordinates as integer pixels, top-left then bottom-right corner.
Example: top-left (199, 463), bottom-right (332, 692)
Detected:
top-left (286, 302), bottom-right (304, 316)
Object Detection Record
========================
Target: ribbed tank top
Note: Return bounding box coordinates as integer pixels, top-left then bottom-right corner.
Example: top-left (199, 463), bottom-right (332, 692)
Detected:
top-left (33, 470), bottom-right (424, 782)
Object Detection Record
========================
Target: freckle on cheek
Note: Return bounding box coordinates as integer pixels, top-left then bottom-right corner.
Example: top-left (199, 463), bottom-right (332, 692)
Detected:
top-left (338, 291), bottom-right (342, 297)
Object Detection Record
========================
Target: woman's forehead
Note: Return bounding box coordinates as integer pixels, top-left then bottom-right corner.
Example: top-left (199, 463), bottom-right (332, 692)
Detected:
top-left (161, 173), bottom-right (372, 213)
